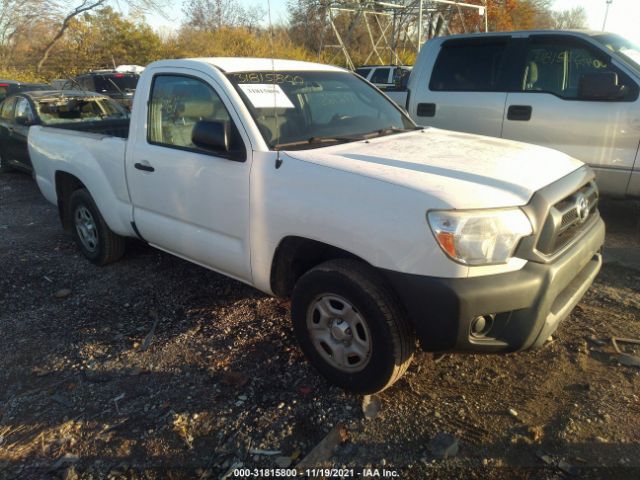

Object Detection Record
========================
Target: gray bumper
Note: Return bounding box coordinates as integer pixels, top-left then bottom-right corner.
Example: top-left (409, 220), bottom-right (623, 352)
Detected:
top-left (382, 214), bottom-right (605, 353)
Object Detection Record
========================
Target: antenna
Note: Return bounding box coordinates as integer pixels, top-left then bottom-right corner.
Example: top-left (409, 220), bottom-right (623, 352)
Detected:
top-left (602, 0), bottom-right (613, 31)
top-left (267, 0), bottom-right (282, 167)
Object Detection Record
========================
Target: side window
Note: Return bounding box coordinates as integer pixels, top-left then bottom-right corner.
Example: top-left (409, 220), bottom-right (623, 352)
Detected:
top-left (521, 38), bottom-right (638, 100)
top-left (355, 68), bottom-right (372, 79)
top-left (1, 97), bottom-right (17, 119)
top-left (148, 75), bottom-right (241, 156)
top-left (14, 97), bottom-right (34, 122)
top-left (392, 68), bottom-right (411, 89)
top-left (370, 68), bottom-right (391, 84)
top-left (430, 41), bottom-right (508, 91)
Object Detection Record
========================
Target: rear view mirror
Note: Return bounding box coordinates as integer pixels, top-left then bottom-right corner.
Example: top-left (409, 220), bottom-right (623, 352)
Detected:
top-left (192, 120), bottom-right (229, 153)
top-left (578, 72), bottom-right (626, 101)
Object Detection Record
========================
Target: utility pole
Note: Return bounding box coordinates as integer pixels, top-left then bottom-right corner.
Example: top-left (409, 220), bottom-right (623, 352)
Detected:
top-left (602, 0), bottom-right (613, 31)
top-left (484, 1), bottom-right (488, 32)
top-left (417, 0), bottom-right (423, 52)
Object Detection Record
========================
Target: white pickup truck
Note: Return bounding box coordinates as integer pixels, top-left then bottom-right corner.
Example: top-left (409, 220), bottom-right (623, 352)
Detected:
top-left (398, 31), bottom-right (640, 198)
top-left (29, 58), bottom-right (605, 393)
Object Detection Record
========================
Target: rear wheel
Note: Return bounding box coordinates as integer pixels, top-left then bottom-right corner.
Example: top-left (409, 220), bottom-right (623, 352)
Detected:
top-left (291, 259), bottom-right (415, 393)
top-left (69, 189), bottom-right (125, 265)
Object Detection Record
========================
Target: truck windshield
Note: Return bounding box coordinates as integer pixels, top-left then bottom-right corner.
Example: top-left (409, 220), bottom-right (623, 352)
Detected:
top-left (94, 74), bottom-right (138, 94)
top-left (226, 70), bottom-right (416, 150)
top-left (592, 33), bottom-right (640, 76)
top-left (35, 96), bottom-right (129, 124)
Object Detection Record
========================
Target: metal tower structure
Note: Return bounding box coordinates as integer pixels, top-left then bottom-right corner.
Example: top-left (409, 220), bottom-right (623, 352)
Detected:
top-left (323, 0), bottom-right (487, 69)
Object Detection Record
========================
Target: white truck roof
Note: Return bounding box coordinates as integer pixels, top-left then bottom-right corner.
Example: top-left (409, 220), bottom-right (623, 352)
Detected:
top-left (155, 57), bottom-right (347, 73)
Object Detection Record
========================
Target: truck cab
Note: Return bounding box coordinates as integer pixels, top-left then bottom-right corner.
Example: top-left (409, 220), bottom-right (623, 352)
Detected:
top-left (406, 31), bottom-right (640, 197)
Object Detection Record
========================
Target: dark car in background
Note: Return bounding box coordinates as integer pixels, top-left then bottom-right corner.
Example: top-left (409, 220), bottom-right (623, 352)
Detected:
top-left (63, 70), bottom-right (139, 109)
top-left (0, 80), bottom-right (50, 103)
top-left (0, 90), bottom-right (129, 174)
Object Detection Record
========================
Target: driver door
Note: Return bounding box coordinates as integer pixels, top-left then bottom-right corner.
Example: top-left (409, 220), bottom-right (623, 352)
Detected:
top-left (126, 71), bottom-right (253, 283)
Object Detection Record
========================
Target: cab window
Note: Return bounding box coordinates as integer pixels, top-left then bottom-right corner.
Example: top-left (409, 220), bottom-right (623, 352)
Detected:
top-left (14, 97), bottom-right (34, 123)
top-left (147, 75), bottom-right (244, 158)
top-left (430, 40), bottom-right (508, 91)
top-left (355, 68), bottom-right (372, 79)
top-left (0, 97), bottom-right (17, 120)
top-left (370, 68), bottom-right (391, 84)
top-left (521, 37), bottom-right (638, 101)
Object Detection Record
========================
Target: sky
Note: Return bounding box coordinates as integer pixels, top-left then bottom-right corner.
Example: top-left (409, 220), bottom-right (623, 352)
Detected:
top-left (553, 0), bottom-right (640, 44)
top-left (142, 0), bottom-right (640, 45)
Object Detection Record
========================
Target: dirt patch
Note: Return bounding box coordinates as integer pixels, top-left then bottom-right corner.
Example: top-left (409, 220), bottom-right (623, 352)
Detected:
top-left (1, 173), bottom-right (639, 479)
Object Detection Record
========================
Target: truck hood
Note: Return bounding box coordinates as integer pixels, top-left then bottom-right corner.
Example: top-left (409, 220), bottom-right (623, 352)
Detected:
top-left (285, 128), bottom-right (583, 209)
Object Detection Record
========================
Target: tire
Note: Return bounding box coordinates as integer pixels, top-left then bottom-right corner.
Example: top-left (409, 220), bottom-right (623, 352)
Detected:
top-left (69, 189), bottom-right (125, 265)
top-left (0, 150), bottom-right (12, 173)
top-left (291, 259), bottom-right (415, 394)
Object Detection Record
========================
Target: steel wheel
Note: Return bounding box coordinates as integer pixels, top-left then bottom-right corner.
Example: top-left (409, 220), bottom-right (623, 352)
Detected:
top-left (74, 205), bottom-right (99, 253)
top-left (306, 294), bottom-right (372, 372)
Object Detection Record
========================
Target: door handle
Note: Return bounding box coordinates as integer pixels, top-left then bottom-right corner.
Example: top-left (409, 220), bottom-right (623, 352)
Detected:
top-left (507, 105), bottom-right (532, 121)
top-left (134, 162), bottom-right (155, 172)
top-left (417, 103), bottom-right (436, 117)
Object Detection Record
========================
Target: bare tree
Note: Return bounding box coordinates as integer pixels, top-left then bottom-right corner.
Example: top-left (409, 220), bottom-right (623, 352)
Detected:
top-left (552, 6), bottom-right (588, 30)
top-left (36, 0), bottom-right (168, 73)
top-left (183, 0), bottom-right (265, 31)
top-left (0, 0), bottom-right (54, 66)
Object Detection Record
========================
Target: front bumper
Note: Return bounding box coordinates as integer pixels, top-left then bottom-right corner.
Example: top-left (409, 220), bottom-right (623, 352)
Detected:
top-left (382, 215), bottom-right (605, 353)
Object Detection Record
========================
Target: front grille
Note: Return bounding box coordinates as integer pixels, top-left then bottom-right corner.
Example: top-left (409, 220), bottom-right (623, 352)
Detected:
top-left (561, 209), bottom-right (578, 227)
top-left (536, 181), bottom-right (598, 255)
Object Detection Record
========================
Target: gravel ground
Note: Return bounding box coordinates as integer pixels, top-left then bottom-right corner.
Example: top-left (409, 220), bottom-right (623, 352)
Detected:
top-left (1, 172), bottom-right (639, 480)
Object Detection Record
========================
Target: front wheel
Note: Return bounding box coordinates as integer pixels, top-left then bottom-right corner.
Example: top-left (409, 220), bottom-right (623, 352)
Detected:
top-left (291, 259), bottom-right (415, 394)
top-left (69, 189), bottom-right (125, 265)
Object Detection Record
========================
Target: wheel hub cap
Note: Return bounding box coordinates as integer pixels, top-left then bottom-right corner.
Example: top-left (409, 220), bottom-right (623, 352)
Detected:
top-left (306, 294), bottom-right (372, 372)
top-left (330, 320), bottom-right (352, 341)
top-left (74, 206), bottom-right (98, 253)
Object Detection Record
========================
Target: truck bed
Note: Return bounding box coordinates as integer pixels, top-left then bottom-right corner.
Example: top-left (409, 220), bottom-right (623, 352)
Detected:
top-left (48, 118), bottom-right (130, 139)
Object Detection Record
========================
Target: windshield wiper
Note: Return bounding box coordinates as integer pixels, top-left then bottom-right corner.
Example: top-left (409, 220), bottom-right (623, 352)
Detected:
top-left (273, 127), bottom-right (421, 150)
top-left (308, 135), bottom-right (362, 144)
top-left (359, 126), bottom-right (421, 139)
top-left (274, 135), bottom-right (361, 150)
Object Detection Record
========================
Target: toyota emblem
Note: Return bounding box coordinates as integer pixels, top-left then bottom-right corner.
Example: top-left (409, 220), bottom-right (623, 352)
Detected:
top-left (575, 194), bottom-right (590, 223)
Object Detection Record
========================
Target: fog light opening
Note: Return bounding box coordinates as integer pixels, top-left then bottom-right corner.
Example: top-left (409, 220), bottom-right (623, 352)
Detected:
top-left (471, 314), bottom-right (494, 338)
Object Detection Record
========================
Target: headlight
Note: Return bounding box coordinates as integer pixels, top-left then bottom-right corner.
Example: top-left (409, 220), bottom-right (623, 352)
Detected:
top-left (427, 208), bottom-right (533, 265)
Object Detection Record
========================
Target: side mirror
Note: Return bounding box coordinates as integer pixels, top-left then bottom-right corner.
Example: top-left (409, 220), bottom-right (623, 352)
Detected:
top-left (15, 115), bottom-right (32, 126)
top-left (192, 120), bottom-right (229, 153)
top-left (578, 72), bottom-right (625, 100)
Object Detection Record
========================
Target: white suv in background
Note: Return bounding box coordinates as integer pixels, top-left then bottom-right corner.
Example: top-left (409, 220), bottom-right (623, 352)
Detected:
top-left (356, 65), bottom-right (412, 91)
